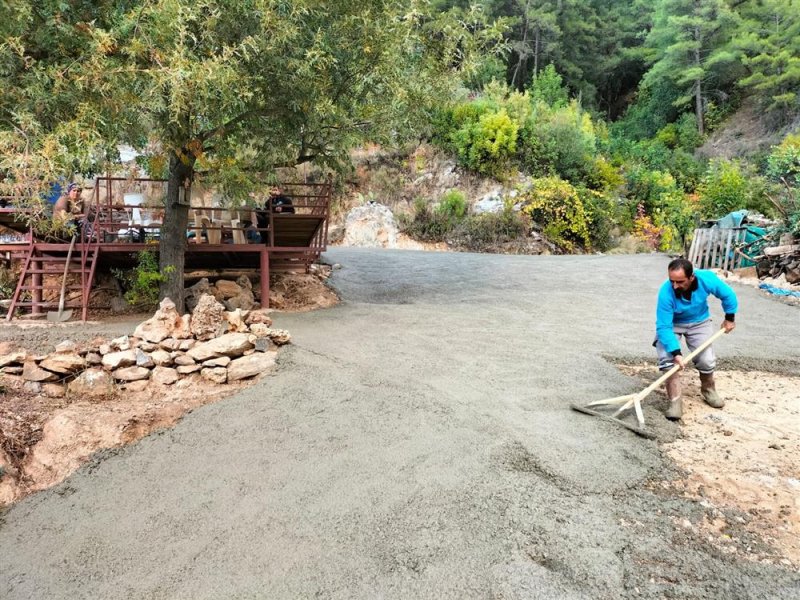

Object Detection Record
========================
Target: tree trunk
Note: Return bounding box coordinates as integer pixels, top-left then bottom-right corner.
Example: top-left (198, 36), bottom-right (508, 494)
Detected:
top-left (533, 26), bottom-right (540, 80)
top-left (694, 26), bottom-right (704, 136)
top-left (159, 151), bottom-right (194, 313)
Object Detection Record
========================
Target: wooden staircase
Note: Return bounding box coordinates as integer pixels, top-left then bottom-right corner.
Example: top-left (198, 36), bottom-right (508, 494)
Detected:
top-left (5, 241), bottom-right (99, 322)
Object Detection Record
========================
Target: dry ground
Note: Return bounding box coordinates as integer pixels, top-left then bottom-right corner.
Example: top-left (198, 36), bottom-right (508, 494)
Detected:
top-left (620, 364), bottom-right (800, 568)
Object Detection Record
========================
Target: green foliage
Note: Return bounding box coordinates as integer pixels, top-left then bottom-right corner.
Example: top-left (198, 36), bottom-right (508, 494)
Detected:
top-left (448, 208), bottom-right (530, 252)
top-left (437, 190), bottom-right (468, 219)
top-left (519, 177), bottom-right (590, 250)
top-left (736, 1), bottom-right (800, 120)
top-left (697, 159), bottom-right (772, 218)
top-left (577, 187), bottom-right (620, 251)
top-left (766, 134), bottom-right (800, 185)
top-left (0, 265), bottom-right (17, 299)
top-left (113, 251), bottom-right (173, 308)
top-left (529, 65), bottom-right (568, 108)
top-left (519, 101), bottom-right (598, 184)
top-left (451, 110), bottom-right (518, 177)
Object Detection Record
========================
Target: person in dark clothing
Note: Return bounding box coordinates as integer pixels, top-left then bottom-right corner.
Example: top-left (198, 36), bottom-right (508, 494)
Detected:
top-left (268, 186), bottom-right (294, 214)
top-left (255, 186), bottom-right (294, 244)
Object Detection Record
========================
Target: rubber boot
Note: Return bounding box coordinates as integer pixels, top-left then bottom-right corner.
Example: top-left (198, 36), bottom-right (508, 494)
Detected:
top-left (699, 372), bottom-right (724, 408)
top-left (665, 374), bottom-right (682, 420)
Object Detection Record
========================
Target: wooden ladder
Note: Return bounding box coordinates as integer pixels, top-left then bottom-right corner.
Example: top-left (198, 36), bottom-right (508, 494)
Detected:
top-left (5, 241), bottom-right (99, 322)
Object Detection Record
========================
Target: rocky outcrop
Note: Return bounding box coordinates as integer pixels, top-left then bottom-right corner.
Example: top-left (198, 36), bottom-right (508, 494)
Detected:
top-left (190, 294), bottom-right (227, 341)
top-left (343, 203), bottom-right (399, 248)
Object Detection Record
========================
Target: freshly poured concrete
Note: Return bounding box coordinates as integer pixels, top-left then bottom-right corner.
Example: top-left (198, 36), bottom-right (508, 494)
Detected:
top-left (1, 249), bottom-right (799, 599)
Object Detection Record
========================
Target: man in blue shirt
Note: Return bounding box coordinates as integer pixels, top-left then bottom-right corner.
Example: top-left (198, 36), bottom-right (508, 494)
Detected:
top-left (655, 258), bottom-right (737, 420)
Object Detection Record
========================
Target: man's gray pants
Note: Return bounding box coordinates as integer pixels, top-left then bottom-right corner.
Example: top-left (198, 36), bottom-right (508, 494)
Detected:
top-left (655, 318), bottom-right (716, 374)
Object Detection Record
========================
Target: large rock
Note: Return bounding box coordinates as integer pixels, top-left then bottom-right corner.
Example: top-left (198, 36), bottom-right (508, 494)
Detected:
top-left (112, 366), bottom-right (151, 381)
top-left (190, 294), bottom-right (227, 341)
top-left (473, 190), bottom-right (504, 214)
top-left (101, 350), bottom-right (137, 370)
top-left (185, 278), bottom-right (227, 311)
top-left (227, 352), bottom-right (276, 381)
top-left (215, 279), bottom-right (243, 299)
top-left (201, 367), bottom-right (227, 384)
top-left (245, 309), bottom-right (273, 327)
top-left (151, 366), bottom-right (179, 386)
top-left (68, 368), bottom-right (115, 397)
top-left (0, 351), bottom-right (27, 368)
top-left (39, 353), bottom-right (86, 375)
top-left (22, 361), bottom-right (59, 382)
top-left (187, 333), bottom-right (254, 362)
top-left (176, 364), bottom-right (202, 375)
top-left (135, 349), bottom-right (155, 369)
top-left (134, 297), bottom-right (191, 343)
top-left (343, 203), bottom-right (399, 248)
top-left (42, 383), bottom-right (66, 398)
top-left (224, 288), bottom-right (256, 312)
top-left (226, 309), bottom-right (249, 333)
top-left (202, 356), bottom-right (231, 368)
top-left (54, 340), bottom-right (78, 354)
top-left (150, 349), bottom-right (173, 367)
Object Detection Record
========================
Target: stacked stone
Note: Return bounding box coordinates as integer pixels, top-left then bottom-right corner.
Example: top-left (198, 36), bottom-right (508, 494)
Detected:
top-left (0, 295), bottom-right (291, 398)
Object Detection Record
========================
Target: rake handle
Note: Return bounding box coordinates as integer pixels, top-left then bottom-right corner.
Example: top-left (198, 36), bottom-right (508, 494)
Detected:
top-left (636, 326), bottom-right (728, 401)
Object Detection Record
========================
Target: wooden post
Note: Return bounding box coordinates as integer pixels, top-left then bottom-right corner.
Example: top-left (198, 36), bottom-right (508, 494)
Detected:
top-left (260, 248), bottom-right (269, 309)
top-left (31, 259), bottom-right (42, 314)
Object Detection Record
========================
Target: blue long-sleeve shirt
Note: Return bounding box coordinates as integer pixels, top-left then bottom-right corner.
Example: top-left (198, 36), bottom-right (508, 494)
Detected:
top-left (656, 269), bottom-right (738, 354)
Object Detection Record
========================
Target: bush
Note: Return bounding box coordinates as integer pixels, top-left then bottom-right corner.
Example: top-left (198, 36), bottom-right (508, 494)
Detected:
top-left (529, 64), bottom-right (569, 108)
top-left (451, 109), bottom-right (518, 177)
top-left (113, 250), bottom-right (172, 308)
top-left (0, 265), bottom-right (17, 299)
top-left (766, 133), bottom-right (800, 185)
top-left (519, 102), bottom-right (598, 184)
top-left (448, 208), bottom-right (530, 251)
top-left (519, 177), bottom-right (591, 251)
top-left (578, 187), bottom-right (620, 251)
top-left (400, 198), bottom-right (460, 242)
top-left (697, 159), bottom-right (761, 218)
top-left (436, 189), bottom-right (468, 219)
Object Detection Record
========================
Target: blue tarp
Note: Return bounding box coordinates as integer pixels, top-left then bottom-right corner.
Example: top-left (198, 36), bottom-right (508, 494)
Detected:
top-left (759, 283), bottom-right (800, 298)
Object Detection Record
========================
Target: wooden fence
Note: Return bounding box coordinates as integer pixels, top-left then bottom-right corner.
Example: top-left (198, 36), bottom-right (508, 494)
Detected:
top-left (687, 227), bottom-right (750, 271)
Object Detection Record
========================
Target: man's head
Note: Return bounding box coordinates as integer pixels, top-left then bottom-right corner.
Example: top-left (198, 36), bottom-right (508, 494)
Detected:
top-left (269, 186), bottom-right (282, 197)
top-left (67, 183), bottom-right (81, 198)
top-left (668, 257), bottom-right (695, 292)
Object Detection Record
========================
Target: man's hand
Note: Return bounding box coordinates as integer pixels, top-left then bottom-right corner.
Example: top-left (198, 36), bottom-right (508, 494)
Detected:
top-left (673, 355), bottom-right (686, 370)
top-left (721, 320), bottom-right (736, 333)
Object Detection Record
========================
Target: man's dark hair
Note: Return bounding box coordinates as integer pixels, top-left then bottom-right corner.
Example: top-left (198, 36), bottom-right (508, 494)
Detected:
top-left (668, 257), bottom-right (693, 277)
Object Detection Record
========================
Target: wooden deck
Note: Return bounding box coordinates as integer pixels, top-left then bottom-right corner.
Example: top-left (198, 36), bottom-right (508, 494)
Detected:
top-left (2, 178), bottom-right (331, 320)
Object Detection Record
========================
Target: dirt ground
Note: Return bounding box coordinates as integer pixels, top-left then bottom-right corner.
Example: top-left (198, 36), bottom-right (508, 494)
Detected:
top-left (619, 365), bottom-right (800, 568)
top-left (0, 270), bottom-right (338, 506)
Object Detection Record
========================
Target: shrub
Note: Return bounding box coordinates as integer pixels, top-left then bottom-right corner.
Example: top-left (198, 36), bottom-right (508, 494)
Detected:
top-left (448, 208), bottom-right (530, 252)
top-left (578, 187), bottom-right (619, 251)
top-left (766, 133), bottom-right (800, 185)
top-left (697, 159), bottom-right (752, 218)
top-left (113, 250), bottom-right (172, 308)
top-left (519, 102), bottom-right (598, 184)
top-left (632, 203), bottom-right (664, 250)
top-left (451, 109), bottom-right (518, 177)
top-left (436, 190), bottom-right (468, 219)
top-left (519, 177), bottom-right (591, 251)
top-left (529, 64), bottom-right (569, 108)
top-left (0, 265), bottom-right (17, 299)
top-left (400, 198), bottom-right (460, 242)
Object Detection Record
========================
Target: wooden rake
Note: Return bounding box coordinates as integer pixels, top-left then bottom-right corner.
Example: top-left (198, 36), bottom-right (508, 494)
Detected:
top-left (571, 328), bottom-right (727, 439)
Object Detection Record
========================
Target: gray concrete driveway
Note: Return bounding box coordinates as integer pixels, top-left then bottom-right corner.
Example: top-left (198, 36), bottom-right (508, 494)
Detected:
top-left (1, 249), bottom-right (799, 599)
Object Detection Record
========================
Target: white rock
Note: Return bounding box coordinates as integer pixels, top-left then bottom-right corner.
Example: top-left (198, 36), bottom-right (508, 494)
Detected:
top-left (68, 368), bottom-right (115, 397)
top-left (102, 350), bottom-right (137, 370)
top-left (151, 366), bottom-right (179, 386)
top-left (39, 353), bottom-right (86, 375)
top-left (201, 367), bottom-right (228, 384)
top-left (343, 203), bottom-right (399, 248)
top-left (112, 366), bottom-right (151, 381)
top-left (227, 352), bottom-right (277, 381)
top-left (187, 333), bottom-right (254, 362)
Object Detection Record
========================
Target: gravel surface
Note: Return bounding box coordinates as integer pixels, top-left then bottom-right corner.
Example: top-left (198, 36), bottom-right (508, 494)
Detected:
top-left (1, 249), bottom-right (799, 599)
